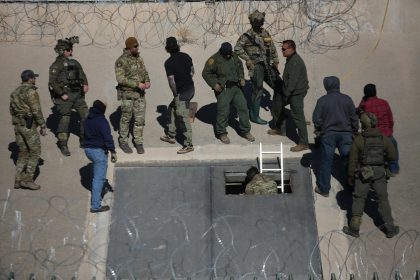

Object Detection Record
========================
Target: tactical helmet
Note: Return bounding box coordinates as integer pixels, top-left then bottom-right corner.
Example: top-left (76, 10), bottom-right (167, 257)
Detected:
top-left (248, 10), bottom-right (265, 23)
top-left (360, 112), bottom-right (377, 129)
top-left (54, 36), bottom-right (79, 55)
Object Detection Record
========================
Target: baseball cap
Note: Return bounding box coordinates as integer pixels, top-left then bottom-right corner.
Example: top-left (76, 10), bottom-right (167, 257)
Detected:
top-left (21, 69), bottom-right (39, 81)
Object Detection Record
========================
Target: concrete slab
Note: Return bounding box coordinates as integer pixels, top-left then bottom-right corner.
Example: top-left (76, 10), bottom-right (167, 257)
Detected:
top-left (107, 159), bottom-right (321, 279)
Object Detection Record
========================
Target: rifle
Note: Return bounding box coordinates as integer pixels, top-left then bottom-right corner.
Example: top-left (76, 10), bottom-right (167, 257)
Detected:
top-left (243, 32), bottom-right (282, 90)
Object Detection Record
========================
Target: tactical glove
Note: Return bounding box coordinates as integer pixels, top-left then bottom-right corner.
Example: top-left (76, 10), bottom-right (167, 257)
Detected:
top-left (239, 79), bottom-right (246, 88)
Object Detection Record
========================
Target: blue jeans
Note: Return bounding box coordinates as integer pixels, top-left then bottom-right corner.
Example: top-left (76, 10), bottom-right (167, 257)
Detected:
top-left (85, 148), bottom-right (108, 210)
top-left (317, 133), bottom-right (353, 193)
top-left (388, 136), bottom-right (400, 173)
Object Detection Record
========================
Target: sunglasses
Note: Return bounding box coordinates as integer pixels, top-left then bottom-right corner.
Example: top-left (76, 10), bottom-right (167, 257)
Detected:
top-left (281, 48), bottom-right (288, 52)
top-left (133, 45), bottom-right (139, 48)
top-left (65, 49), bottom-right (73, 52)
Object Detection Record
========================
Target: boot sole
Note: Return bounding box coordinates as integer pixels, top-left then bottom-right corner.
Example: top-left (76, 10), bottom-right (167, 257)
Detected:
top-left (343, 226), bottom-right (360, 237)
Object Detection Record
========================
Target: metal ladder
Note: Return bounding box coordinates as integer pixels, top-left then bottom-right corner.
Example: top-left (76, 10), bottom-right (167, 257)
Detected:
top-left (259, 142), bottom-right (284, 192)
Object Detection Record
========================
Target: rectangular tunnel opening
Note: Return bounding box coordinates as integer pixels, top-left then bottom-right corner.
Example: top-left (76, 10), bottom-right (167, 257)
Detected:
top-left (224, 171), bottom-right (292, 194)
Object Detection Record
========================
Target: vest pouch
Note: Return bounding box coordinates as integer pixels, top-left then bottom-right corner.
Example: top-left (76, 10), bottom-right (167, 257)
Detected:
top-left (360, 166), bottom-right (374, 180)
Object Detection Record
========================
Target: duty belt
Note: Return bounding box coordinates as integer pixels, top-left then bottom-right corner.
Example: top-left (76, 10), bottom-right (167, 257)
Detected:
top-left (225, 80), bottom-right (240, 88)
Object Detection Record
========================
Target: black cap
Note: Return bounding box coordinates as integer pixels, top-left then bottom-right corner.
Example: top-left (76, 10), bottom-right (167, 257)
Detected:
top-left (219, 42), bottom-right (233, 56)
top-left (93, 100), bottom-right (107, 114)
top-left (21, 69), bottom-right (39, 82)
top-left (165, 36), bottom-right (178, 49)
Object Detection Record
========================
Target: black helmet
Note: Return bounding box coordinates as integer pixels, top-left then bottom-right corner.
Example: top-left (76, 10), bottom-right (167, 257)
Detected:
top-left (54, 36), bottom-right (79, 55)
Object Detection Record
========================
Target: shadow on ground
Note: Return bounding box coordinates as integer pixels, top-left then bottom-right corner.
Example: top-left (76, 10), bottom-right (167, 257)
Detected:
top-left (79, 163), bottom-right (114, 199)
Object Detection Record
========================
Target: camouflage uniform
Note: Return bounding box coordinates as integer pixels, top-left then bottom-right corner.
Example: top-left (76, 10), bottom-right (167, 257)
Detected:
top-left (234, 10), bottom-right (280, 124)
top-left (49, 54), bottom-right (88, 149)
top-left (10, 82), bottom-right (46, 186)
top-left (245, 173), bottom-right (277, 195)
top-left (115, 49), bottom-right (150, 146)
top-left (202, 50), bottom-right (251, 137)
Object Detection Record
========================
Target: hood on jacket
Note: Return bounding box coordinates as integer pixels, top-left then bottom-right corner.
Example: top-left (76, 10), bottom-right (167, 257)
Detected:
top-left (87, 106), bottom-right (103, 119)
top-left (323, 76), bottom-right (340, 92)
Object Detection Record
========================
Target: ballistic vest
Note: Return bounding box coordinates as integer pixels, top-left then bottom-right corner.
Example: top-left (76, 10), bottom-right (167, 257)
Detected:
top-left (361, 135), bottom-right (385, 165)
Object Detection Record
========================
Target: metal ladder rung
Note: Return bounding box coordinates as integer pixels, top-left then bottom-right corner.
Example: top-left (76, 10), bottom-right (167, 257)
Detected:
top-left (259, 142), bottom-right (284, 193)
top-left (261, 168), bottom-right (282, 171)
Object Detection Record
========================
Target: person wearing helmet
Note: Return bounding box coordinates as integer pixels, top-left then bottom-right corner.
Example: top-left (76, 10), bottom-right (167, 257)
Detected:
top-left (234, 10), bottom-right (280, 125)
top-left (343, 112), bottom-right (399, 238)
top-left (49, 36), bottom-right (89, 156)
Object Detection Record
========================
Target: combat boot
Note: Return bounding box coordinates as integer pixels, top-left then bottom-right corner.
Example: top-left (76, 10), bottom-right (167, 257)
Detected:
top-left (135, 144), bottom-right (145, 154)
top-left (385, 225), bottom-right (400, 238)
top-left (290, 144), bottom-right (309, 152)
top-left (20, 181), bottom-right (41, 190)
top-left (218, 133), bottom-right (230, 144)
top-left (267, 128), bottom-right (286, 136)
top-left (14, 180), bottom-right (21, 189)
top-left (343, 216), bottom-right (361, 237)
top-left (241, 132), bottom-right (255, 142)
top-left (58, 141), bottom-right (71, 156)
top-left (119, 143), bottom-right (133, 154)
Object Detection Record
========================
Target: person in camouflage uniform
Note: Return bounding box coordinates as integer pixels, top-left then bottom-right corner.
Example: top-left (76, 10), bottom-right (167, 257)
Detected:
top-left (244, 166), bottom-right (277, 195)
top-left (343, 112), bottom-right (399, 239)
top-left (202, 42), bottom-right (255, 144)
top-left (10, 70), bottom-right (47, 190)
top-left (115, 37), bottom-right (151, 154)
top-left (49, 36), bottom-right (89, 156)
top-left (234, 10), bottom-right (280, 125)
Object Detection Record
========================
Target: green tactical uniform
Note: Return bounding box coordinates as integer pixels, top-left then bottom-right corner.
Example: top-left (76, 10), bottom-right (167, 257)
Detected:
top-left (202, 51), bottom-right (251, 136)
top-left (347, 127), bottom-right (397, 232)
top-left (273, 52), bottom-right (309, 144)
top-left (49, 55), bottom-right (88, 147)
top-left (115, 49), bottom-right (150, 146)
top-left (234, 10), bottom-right (280, 125)
top-left (245, 173), bottom-right (277, 195)
top-left (10, 82), bottom-right (46, 185)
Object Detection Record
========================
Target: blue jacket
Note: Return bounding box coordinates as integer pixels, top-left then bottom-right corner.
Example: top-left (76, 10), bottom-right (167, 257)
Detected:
top-left (312, 76), bottom-right (359, 136)
top-left (83, 107), bottom-right (115, 153)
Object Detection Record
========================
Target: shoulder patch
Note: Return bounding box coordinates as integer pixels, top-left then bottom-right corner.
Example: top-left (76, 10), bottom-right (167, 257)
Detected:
top-left (51, 68), bottom-right (57, 73)
top-left (207, 58), bottom-right (214, 65)
top-left (116, 63), bottom-right (122, 68)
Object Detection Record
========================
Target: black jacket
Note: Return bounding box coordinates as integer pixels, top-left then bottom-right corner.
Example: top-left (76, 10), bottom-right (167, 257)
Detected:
top-left (83, 107), bottom-right (115, 153)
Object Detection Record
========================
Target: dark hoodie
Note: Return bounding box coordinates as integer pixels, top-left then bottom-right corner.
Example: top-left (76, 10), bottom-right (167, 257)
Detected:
top-left (312, 76), bottom-right (359, 136)
top-left (83, 106), bottom-right (115, 153)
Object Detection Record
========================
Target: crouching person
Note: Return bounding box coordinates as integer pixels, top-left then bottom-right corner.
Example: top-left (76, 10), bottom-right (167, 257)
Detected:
top-left (84, 100), bottom-right (117, 213)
